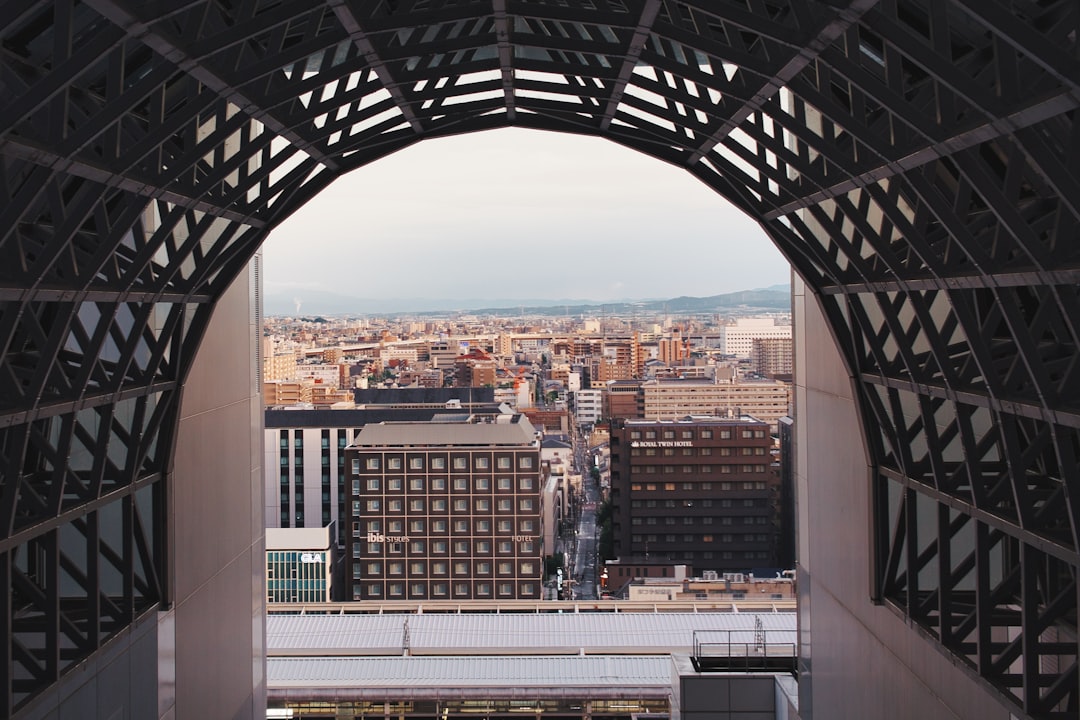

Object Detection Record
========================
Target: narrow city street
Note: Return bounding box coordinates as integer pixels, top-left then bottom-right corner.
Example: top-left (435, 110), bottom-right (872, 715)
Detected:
top-left (567, 427), bottom-right (601, 600)
top-left (572, 495), bottom-right (598, 600)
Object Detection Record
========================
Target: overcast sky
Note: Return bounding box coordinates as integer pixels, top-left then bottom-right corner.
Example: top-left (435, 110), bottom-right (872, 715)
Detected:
top-left (261, 127), bottom-right (791, 304)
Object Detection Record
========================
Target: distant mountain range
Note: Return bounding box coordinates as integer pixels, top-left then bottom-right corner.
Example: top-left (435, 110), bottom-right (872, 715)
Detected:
top-left (263, 284), bottom-right (791, 317)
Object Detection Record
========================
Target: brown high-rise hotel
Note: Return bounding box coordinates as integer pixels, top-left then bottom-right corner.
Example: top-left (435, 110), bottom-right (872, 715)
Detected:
top-left (610, 417), bottom-right (779, 573)
top-left (345, 416), bottom-right (543, 601)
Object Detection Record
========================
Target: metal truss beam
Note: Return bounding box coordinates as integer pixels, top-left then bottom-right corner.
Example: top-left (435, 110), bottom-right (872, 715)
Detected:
top-left (2, 1), bottom-right (1079, 717)
top-left (492, 0), bottom-right (516, 122)
top-left (326, 0), bottom-right (425, 135)
top-left (84, 0), bottom-right (341, 173)
top-left (0, 138), bottom-right (266, 228)
top-left (685, 0), bottom-right (879, 166)
top-left (598, 0), bottom-right (660, 132)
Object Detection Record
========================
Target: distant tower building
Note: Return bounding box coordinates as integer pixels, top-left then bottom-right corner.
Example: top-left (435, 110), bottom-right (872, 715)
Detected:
top-left (751, 337), bottom-right (793, 377)
top-left (657, 331), bottom-right (688, 365)
top-left (455, 355), bottom-right (498, 387)
top-left (605, 380), bottom-right (644, 420)
top-left (717, 317), bottom-right (792, 358)
top-left (495, 333), bottom-right (513, 357)
top-left (264, 350), bottom-right (298, 381)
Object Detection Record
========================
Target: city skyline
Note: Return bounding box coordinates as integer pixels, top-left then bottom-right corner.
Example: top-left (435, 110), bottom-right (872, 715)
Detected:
top-left (262, 127), bottom-right (792, 311)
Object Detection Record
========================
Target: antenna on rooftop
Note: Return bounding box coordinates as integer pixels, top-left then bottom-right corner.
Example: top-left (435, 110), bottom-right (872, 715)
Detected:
top-left (402, 618), bottom-right (411, 656)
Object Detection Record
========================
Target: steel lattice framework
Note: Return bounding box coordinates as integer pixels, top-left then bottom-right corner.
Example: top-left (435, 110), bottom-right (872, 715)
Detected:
top-left (0, 0), bottom-right (1078, 717)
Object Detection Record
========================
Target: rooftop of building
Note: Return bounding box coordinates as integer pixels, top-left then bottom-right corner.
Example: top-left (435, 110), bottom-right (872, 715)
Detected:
top-left (264, 406), bottom-right (508, 428)
top-left (640, 377), bottom-right (789, 386)
top-left (620, 415), bottom-right (769, 427)
top-left (349, 414), bottom-right (538, 449)
top-left (352, 387), bottom-right (497, 405)
top-left (266, 610), bottom-right (796, 656)
top-left (267, 655), bottom-right (674, 695)
top-left (266, 526), bottom-right (334, 551)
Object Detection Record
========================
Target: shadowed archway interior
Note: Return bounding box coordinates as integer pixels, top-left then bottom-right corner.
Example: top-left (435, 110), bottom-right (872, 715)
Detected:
top-left (1, 1), bottom-right (1078, 717)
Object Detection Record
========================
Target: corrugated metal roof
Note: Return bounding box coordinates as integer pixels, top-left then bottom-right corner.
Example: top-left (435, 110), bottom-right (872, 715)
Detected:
top-left (267, 655), bottom-right (673, 689)
top-left (267, 612), bottom-right (796, 656)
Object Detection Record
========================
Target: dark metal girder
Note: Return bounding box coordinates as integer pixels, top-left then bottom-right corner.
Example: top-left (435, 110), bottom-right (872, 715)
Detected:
top-left (685, 0), bottom-right (879, 165)
top-left (83, 0), bottom-right (342, 173)
top-left (0, 138), bottom-right (266, 228)
top-left (326, 0), bottom-right (425, 136)
top-left (764, 90), bottom-right (1080, 220)
top-left (492, 0), bottom-right (516, 121)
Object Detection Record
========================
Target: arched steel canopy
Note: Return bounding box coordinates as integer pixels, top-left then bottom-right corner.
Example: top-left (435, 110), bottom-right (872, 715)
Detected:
top-left (1, 0), bottom-right (1078, 716)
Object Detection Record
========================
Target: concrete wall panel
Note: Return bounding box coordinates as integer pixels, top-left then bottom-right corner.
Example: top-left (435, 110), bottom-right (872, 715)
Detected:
top-left (168, 262), bottom-right (265, 719)
top-left (795, 278), bottom-right (1014, 720)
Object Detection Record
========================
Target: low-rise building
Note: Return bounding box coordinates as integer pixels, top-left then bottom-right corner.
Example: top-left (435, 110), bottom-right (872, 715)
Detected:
top-left (266, 526), bottom-right (336, 603)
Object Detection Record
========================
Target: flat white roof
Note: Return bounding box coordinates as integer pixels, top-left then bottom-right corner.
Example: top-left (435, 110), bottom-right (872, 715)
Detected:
top-left (267, 612), bottom-right (796, 656)
top-left (350, 417), bottom-right (537, 448)
top-left (266, 526), bottom-right (332, 551)
top-left (267, 655), bottom-right (674, 692)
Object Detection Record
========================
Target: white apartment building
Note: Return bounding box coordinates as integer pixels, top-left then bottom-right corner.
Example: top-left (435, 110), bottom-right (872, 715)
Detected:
top-left (296, 363), bottom-right (343, 388)
top-left (639, 378), bottom-right (791, 430)
top-left (717, 317), bottom-right (792, 358)
top-left (380, 346), bottom-right (419, 365)
top-left (573, 388), bottom-right (604, 426)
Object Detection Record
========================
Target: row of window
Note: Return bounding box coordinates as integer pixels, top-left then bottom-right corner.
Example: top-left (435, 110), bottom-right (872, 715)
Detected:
top-left (631, 464), bottom-right (770, 475)
top-left (630, 498), bottom-right (768, 508)
top-left (631, 446), bottom-right (767, 456)
top-left (624, 546), bottom-right (772, 561)
top-left (630, 480), bottom-right (769, 491)
top-left (358, 498), bottom-right (536, 513)
top-left (358, 518), bottom-right (537, 534)
top-left (628, 428), bottom-right (767, 440)
top-left (352, 538), bottom-right (535, 557)
top-left (356, 559), bottom-right (538, 577)
top-left (631, 515), bottom-right (770, 526)
top-left (354, 476), bottom-right (536, 493)
top-left (358, 538), bottom-right (537, 555)
top-left (626, 533), bottom-right (772, 543)
top-left (354, 455), bottom-right (535, 472)
top-left (354, 581), bottom-right (537, 599)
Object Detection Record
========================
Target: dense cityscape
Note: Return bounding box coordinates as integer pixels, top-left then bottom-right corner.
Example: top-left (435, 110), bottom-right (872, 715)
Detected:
top-left (262, 303), bottom-right (796, 605)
